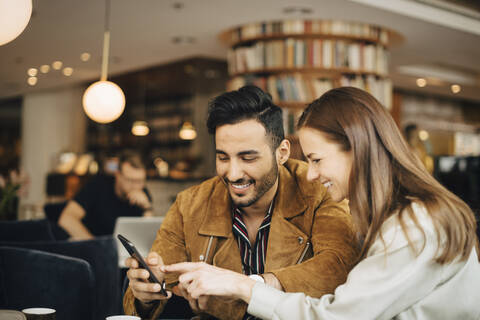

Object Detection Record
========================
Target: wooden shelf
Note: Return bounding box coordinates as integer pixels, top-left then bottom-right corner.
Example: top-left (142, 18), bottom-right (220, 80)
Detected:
top-left (230, 67), bottom-right (386, 78)
top-left (223, 33), bottom-right (386, 49)
top-left (277, 101), bottom-right (309, 109)
top-left (219, 20), bottom-right (404, 48)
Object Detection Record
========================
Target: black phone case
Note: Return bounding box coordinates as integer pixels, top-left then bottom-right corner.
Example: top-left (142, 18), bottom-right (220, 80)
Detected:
top-left (117, 234), bottom-right (168, 296)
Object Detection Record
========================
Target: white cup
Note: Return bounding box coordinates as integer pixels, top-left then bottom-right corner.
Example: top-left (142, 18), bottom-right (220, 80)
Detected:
top-left (22, 308), bottom-right (56, 320)
top-left (106, 316), bottom-right (141, 320)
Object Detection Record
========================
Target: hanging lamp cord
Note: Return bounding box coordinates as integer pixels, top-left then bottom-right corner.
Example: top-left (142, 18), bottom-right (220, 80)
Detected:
top-left (100, 0), bottom-right (111, 81)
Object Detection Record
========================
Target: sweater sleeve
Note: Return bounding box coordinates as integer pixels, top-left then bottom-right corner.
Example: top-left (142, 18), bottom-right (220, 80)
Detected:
top-left (248, 207), bottom-right (448, 320)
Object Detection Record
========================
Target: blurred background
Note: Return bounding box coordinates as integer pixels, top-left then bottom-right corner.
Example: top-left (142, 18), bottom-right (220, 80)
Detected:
top-left (1, 0), bottom-right (479, 219)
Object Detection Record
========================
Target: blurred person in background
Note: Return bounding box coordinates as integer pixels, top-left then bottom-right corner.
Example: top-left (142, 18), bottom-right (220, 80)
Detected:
top-left (58, 152), bottom-right (152, 240)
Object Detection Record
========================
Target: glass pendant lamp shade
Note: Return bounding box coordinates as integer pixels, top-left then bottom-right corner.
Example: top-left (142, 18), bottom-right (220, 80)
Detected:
top-left (179, 121), bottom-right (197, 140)
top-left (0, 0), bottom-right (32, 46)
top-left (131, 121), bottom-right (150, 136)
top-left (82, 80), bottom-right (125, 124)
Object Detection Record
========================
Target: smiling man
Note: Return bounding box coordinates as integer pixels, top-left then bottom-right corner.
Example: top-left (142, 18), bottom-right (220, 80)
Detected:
top-left (123, 86), bottom-right (359, 320)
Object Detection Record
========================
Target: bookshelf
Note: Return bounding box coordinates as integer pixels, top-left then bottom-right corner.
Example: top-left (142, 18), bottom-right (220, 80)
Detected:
top-left (221, 20), bottom-right (401, 135)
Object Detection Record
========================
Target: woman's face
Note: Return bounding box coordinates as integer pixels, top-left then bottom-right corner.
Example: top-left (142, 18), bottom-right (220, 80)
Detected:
top-left (298, 127), bottom-right (353, 202)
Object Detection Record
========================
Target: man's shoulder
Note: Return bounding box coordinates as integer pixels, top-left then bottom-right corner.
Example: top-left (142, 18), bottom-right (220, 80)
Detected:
top-left (283, 159), bottom-right (327, 200)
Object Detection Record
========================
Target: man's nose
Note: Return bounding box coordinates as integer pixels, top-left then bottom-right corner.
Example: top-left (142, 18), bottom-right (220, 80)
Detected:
top-left (226, 160), bottom-right (244, 182)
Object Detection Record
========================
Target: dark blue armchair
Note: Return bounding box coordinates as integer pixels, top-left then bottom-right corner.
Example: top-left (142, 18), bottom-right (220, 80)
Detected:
top-left (0, 219), bottom-right (55, 242)
top-left (0, 246), bottom-right (95, 319)
top-left (0, 236), bottom-right (121, 319)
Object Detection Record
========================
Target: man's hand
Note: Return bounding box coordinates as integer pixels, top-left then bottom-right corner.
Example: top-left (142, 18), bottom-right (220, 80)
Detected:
top-left (125, 251), bottom-right (171, 305)
top-left (127, 190), bottom-right (151, 210)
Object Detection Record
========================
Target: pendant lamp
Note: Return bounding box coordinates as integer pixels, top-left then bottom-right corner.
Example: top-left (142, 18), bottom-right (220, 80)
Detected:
top-left (179, 121), bottom-right (197, 140)
top-left (82, 0), bottom-right (125, 124)
top-left (0, 0), bottom-right (32, 46)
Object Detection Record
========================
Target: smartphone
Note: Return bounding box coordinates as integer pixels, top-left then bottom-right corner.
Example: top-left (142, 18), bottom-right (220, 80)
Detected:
top-left (117, 234), bottom-right (168, 296)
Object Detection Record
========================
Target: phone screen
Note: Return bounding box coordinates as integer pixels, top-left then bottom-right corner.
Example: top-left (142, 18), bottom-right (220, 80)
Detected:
top-left (117, 234), bottom-right (168, 296)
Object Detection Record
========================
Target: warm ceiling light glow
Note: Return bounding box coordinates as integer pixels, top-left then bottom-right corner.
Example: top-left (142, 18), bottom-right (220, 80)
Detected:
top-left (27, 76), bottom-right (37, 86)
top-left (82, 80), bottom-right (125, 124)
top-left (80, 52), bottom-right (91, 62)
top-left (52, 61), bottom-right (63, 70)
top-left (418, 130), bottom-right (429, 141)
top-left (131, 121), bottom-right (150, 136)
top-left (40, 64), bottom-right (50, 73)
top-left (27, 68), bottom-right (37, 77)
top-left (179, 121), bottom-right (197, 140)
top-left (416, 78), bottom-right (427, 87)
top-left (63, 67), bottom-right (73, 76)
top-left (451, 84), bottom-right (461, 94)
top-left (0, 0), bottom-right (32, 46)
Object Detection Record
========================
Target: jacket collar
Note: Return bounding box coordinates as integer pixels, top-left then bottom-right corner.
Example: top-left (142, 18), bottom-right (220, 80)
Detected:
top-left (198, 160), bottom-right (308, 237)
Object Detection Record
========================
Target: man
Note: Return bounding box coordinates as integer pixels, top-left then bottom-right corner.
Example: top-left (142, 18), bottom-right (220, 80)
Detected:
top-left (58, 153), bottom-right (152, 240)
top-left (123, 86), bottom-right (358, 319)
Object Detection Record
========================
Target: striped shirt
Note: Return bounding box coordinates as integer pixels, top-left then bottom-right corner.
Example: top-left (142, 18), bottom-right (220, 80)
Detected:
top-left (232, 201), bottom-right (273, 275)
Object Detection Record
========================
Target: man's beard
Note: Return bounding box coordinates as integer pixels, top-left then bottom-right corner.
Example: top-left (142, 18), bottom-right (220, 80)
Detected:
top-left (226, 159), bottom-right (279, 208)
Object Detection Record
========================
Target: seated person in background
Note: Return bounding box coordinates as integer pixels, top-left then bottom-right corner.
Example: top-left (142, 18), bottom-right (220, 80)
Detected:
top-left (58, 153), bottom-right (152, 240)
top-left (123, 85), bottom-right (359, 320)
top-left (164, 87), bottom-right (480, 320)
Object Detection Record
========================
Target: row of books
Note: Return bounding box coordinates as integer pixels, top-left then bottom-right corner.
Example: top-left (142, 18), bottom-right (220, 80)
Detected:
top-left (227, 74), bottom-right (392, 109)
top-left (225, 20), bottom-right (390, 45)
top-left (228, 39), bottom-right (388, 76)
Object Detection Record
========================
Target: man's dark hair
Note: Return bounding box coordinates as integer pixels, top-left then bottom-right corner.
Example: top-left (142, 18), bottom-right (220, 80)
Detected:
top-left (207, 85), bottom-right (284, 150)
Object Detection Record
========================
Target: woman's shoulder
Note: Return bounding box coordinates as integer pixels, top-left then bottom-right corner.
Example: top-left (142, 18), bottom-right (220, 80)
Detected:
top-left (370, 201), bottom-right (437, 255)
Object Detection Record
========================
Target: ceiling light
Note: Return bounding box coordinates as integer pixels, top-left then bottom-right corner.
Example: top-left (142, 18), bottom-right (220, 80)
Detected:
top-left (172, 2), bottom-right (184, 10)
top-left (451, 84), bottom-right (461, 94)
top-left (40, 64), bottom-right (50, 73)
top-left (172, 36), bottom-right (195, 44)
top-left (131, 121), bottom-right (150, 136)
top-left (80, 52), bottom-right (91, 62)
top-left (82, 0), bottom-right (125, 124)
top-left (416, 78), bottom-right (427, 87)
top-left (63, 67), bottom-right (73, 76)
top-left (27, 76), bottom-right (37, 86)
top-left (0, 0), bottom-right (32, 46)
top-left (179, 121), bottom-right (197, 140)
top-left (282, 6), bottom-right (313, 15)
top-left (398, 64), bottom-right (477, 86)
top-left (52, 61), bottom-right (63, 70)
top-left (419, 130), bottom-right (429, 141)
top-left (83, 81), bottom-right (125, 123)
top-left (27, 68), bottom-right (37, 77)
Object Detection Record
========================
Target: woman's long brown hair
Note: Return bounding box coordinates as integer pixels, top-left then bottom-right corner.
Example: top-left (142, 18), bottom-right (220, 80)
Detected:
top-left (298, 87), bottom-right (478, 263)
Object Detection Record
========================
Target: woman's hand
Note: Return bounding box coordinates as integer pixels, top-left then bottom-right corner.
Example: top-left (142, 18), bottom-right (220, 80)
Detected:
top-left (162, 262), bottom-right (256, 305)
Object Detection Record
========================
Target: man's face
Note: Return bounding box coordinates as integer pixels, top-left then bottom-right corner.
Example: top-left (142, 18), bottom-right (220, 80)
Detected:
top-left (215, 119), bottom-right (279, 208)
top-left (115, 162), bottom-right (146, 198)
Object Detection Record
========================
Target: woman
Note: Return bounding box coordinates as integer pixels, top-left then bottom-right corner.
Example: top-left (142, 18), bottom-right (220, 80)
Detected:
top-left (164, 87), bottom-right (480, 319)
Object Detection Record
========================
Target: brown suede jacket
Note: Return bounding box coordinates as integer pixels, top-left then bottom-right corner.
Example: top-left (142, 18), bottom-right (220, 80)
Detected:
top-left (123, 159), bottom-right (359, 319)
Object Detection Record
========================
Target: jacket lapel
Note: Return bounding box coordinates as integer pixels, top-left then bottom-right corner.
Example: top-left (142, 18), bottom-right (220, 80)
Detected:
top-left (198, 178), bottom-right (232, 238)
top-left (265, 163), bottom-right (310, 270)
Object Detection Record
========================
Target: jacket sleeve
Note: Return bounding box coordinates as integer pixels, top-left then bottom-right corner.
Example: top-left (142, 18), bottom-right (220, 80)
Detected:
top-left (270, 198), bottom-right (359, 297)
top-left (123, 199), bottom-right (188, 318)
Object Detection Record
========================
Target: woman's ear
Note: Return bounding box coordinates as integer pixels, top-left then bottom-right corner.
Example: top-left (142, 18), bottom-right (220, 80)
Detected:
top-left (276, 139), bottom-right (291, 165)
